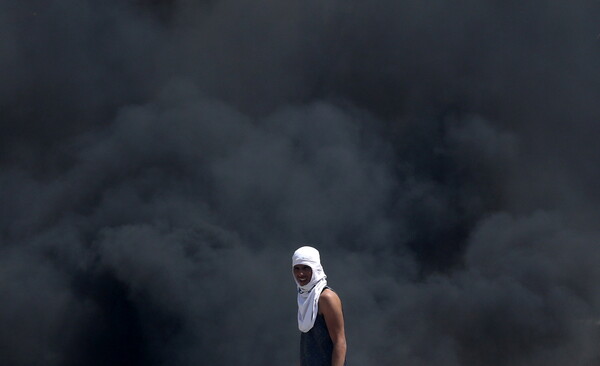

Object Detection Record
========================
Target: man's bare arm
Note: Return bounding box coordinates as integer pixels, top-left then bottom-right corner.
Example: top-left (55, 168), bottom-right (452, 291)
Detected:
top-left (320, 290), bottom-right (346, 366)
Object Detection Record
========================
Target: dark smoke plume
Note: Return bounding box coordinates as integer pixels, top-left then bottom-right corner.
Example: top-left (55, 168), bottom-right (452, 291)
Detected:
top-left (1, 0), bottom-right (600, 365)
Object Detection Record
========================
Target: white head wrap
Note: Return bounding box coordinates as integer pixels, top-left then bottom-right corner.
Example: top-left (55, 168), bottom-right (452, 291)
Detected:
top-left (292, 246), bottom-right (328, 333)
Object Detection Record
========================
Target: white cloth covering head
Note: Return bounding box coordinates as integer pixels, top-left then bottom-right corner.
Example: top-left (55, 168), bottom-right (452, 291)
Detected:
top-left (292, 246), bottom-right (328, 333)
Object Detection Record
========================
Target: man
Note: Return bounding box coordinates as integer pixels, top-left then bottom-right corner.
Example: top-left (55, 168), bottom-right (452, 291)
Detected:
top-left (292, 246), bottom-right (347, 366)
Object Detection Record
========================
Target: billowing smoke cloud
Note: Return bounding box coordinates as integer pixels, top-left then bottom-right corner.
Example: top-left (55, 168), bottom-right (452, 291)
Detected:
top-left (1, 0), bottom-right (600, 365)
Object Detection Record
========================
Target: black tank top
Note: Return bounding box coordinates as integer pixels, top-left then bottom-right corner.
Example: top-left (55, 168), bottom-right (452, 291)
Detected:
top-left (299, 288), bottom-right (346, 366)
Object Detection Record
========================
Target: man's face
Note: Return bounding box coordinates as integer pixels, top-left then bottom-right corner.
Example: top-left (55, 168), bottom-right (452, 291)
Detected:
top-left (293, 264), bottom-right (313, 286)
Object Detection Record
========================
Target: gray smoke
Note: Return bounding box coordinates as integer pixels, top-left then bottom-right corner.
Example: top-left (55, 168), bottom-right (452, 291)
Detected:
top-left (1, 0), bottom-right (600, 365)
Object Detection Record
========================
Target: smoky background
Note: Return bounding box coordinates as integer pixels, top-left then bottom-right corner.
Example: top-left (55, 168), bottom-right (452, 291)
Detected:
top-left (1, 0), bottom-right (600, 365)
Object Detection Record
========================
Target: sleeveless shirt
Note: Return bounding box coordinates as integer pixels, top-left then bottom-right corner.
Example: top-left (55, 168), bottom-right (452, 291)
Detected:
top-left (299, 288), bottom-right (347, 366)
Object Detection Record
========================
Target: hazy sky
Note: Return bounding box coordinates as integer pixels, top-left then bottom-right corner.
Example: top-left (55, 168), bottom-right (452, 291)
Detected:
top-left (1, 1), bottom-right (600, 365)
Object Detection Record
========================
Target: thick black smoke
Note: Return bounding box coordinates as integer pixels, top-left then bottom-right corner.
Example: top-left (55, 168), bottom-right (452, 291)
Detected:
top-left (1, 0), bottom-right (600, 365)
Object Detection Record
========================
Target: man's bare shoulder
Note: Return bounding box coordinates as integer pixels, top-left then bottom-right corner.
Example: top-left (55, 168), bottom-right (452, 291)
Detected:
top-left (320, 288), bottom-right (341, 305)
top-left (319, 288), bottom-right (344, 322)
